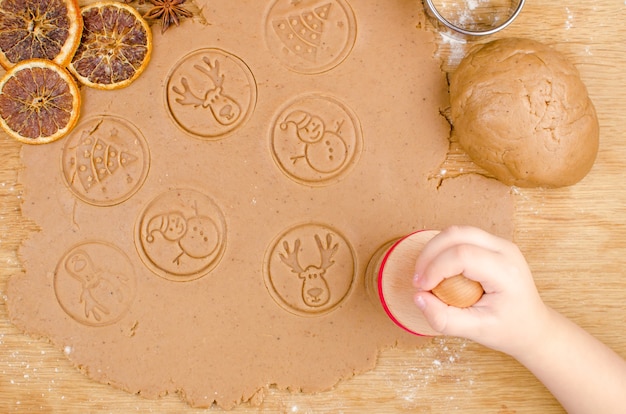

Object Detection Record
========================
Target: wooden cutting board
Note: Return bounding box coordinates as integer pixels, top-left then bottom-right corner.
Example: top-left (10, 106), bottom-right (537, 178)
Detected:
top-left (1, 0), bottom-right (625, 412)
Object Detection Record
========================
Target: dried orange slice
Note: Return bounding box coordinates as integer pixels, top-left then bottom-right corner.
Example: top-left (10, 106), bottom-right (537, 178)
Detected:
top-left (68, 2), bottom-right (152, 90)
top-left (0, 0), bottom-right (83, 69)
top-left (0, 59), bottom-right (80, 144)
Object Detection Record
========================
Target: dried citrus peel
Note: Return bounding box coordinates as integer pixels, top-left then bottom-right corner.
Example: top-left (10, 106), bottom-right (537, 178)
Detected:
top-left (0, 59), bottom-right (81, 144)
top-left (68, 2), bottom-right (153, 90)
top-left (0, 0), bottom-right (83, 69)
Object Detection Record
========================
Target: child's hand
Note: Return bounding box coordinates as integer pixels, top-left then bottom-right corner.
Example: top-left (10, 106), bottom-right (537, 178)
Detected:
top-left (413, 226), bottom-right (550, 358)
top-left (414, 226), bottom-right (626, 413)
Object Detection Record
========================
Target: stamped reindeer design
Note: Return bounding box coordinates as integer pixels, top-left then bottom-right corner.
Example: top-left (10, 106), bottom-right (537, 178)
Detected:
top-left (279, 233), bottom-right (338, 307)
top-left (172, 57), bottom-right (242, 126)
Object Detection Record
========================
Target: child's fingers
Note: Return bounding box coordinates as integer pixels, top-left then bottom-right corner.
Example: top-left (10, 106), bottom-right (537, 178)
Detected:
top-left (415, 226), bottom-right (512, 278)
top-left (415, 242), bottom-right (513, 292)
top-left (414, 291), bottom-right (482, 337)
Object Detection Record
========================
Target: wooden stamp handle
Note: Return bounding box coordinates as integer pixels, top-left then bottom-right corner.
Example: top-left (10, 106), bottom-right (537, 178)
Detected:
top-left (431, 275), bottom-right (484, 308)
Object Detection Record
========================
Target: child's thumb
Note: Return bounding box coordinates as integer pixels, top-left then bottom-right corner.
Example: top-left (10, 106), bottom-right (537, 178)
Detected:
top-left (415, 291), bottom-right (481, 338)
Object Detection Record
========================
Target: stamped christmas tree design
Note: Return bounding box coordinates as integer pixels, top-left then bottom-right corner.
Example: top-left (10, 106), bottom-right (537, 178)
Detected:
top-left (265, 0), bottom-right (356, 74)
top-left (272, 3), bottom-right (332, 62)
top-left (61, 115), bottom-right (150, 207)
top-left (72, 130), bottom-right (138, 193)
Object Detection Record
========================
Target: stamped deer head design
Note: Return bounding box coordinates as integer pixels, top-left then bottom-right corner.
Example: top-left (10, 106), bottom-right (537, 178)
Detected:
top-left (172, 57), bottom-right (242, 126)
top-left (279, 233), bottom-right (338, 307)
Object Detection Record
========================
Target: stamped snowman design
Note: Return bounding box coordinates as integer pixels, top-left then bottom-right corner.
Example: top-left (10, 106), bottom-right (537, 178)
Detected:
top-left (280, 110), bottom-right (348, 174)
top-left (271, 93), bottom-right (362, 186)
top-left (135, 189), bottom-right (227, 281)
top-left (144, 201), bottom-right (221, 266)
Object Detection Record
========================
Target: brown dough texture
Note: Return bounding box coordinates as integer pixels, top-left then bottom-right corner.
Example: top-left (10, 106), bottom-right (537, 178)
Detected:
top-left (6, 0), bottom-right (514, 409)
top-left (449, 37), bottom-right (599, 188)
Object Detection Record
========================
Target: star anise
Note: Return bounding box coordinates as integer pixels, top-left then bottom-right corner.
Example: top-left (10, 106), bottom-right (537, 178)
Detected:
top-left (144, 0), bottom-right (193, 34)
top-left (122, 0), bottom-right (146, 5)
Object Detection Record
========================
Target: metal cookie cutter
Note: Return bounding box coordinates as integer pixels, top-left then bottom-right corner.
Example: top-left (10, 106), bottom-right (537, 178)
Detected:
top-left (423, 0), bottom-right (525, 38)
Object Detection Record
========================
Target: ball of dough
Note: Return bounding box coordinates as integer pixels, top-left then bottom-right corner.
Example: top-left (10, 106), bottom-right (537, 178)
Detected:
top-left (449, 38), bottom-right (599, 188)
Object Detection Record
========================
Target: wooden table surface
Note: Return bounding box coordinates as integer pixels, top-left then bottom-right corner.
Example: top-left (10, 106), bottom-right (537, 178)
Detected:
top-left (1, 0), bottom-right (625, 412)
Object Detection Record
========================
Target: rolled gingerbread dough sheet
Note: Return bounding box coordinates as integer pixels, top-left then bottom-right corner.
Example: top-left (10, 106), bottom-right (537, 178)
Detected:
top-left (7, 0), bottom-right (513, 408)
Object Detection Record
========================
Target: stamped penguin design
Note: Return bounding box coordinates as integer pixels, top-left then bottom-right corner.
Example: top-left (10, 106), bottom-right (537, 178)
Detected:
top-left (271, 93), bottom-right (362, 186)
top-left (61, 115), bottom-right (150, 207)
top-left (54, 242), bottom-right (136, 326)
top-left (264, 223), bottom-right (355, 316)
top-left (265, 0), bottom-right (357, 74)
top-left (135, 189), bottom-right (227, 281)
top-left (166, 48), bottom-right (257, 139)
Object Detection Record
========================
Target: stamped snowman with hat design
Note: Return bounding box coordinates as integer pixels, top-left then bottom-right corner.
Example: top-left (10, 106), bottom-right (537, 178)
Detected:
top-left (280, 109), bottom-right (348, 174)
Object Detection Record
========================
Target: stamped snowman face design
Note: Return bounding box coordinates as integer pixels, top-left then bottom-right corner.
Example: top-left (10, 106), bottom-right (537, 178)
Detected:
top-left (297, 114), bottom-right (324, 143)
top-left (147, 212), bottom-right (187, 242)
top-left (271, 94), bottom-right (362, 186)
top-left (144, 206), bottom-right (221, 266)
top-left (136, 189), bottom-right (227, 281)
top-left (280, 110), bottom-right (347, 173)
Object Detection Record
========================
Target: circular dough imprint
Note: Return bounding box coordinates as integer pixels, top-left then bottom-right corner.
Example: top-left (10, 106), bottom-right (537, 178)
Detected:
top-left (449, 37), bottom-right (599, 188)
